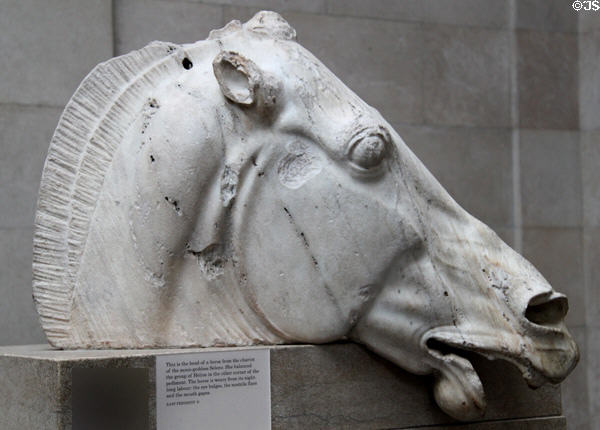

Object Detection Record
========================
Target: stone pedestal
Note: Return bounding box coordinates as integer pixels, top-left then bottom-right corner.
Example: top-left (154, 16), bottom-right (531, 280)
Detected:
top-left (0, 343), bottom-right (565, 429)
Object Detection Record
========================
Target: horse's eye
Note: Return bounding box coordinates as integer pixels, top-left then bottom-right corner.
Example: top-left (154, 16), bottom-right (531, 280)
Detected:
top-left (348, 134), bottom-right (386, 170)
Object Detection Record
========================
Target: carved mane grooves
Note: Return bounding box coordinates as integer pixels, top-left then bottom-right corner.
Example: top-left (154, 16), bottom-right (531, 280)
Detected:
top-left (32, 11), bottom-right (297, 347)
top-left (32, 41), bottom-right (184, 346)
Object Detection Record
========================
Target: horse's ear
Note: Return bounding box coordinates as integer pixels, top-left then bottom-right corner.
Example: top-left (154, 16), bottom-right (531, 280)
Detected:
top-left (213, 51), bottom-right (261, 106)
top-left (213, 51), bottom-right (279, 114)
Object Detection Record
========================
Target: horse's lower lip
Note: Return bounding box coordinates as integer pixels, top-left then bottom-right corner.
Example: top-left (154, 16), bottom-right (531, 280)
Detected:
top-left (423, 334), bottom-right (487, 420)
top-left (424, 328), bottom-right (577, 389)
top-left (424, 330), bottom-right (548, 387)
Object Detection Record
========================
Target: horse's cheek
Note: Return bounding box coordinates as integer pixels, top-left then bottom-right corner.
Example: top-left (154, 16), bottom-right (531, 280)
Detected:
top-left (235, 180), bottom-right (350, 342)
top-left (235, 153), bottom-right (415, 342)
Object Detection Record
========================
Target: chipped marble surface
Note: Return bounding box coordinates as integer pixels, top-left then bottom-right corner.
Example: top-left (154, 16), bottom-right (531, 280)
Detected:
top-left (32, 11), bottom-right (578, 421)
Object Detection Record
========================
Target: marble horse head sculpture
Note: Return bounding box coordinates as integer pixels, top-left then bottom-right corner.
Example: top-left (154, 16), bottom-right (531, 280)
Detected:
top-left (33, 11), bottom-right (578, 421)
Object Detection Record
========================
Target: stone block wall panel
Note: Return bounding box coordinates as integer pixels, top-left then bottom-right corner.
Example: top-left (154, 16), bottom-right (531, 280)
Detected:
top-left (0, 105), bottom-right (63, 228)
top-left (579, 30), bottom-right (600, 131)
top-left (115, 0), bottom-right (223, 55)
top-left (579, 9), bottom-right (600, 32)
top-left (517, 30), bottom-right (579, 129)
top-left (516, 0), bottom-right (578, 32)
top-left (586, 328), bottom-right (600, 426)
top-left (581, 132), bottom-right (600, 225)
top-left (583, 227), bottom-right (600, 327)
top-left (0, 229), bottom-right (45, 345)
top-left (0, 0), bottom-right (112, 107)
top-left (519, 130), bottom-right (582, 227)
top-left (423, 25), bottom-right (511, 127)
top-left (559, 326), bottom-right (590, 430)
top-left (190, 0), bottom-right (326, 14)
top-left (326, 0), bottom-right (509, 29)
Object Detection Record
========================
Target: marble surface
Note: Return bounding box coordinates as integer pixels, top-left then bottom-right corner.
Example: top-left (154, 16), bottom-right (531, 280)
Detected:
top-left (31, 11), bottom-right (578, 421)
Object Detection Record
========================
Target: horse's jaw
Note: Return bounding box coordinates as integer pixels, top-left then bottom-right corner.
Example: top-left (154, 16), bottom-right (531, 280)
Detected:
top-left (350, 218), bottom-right (579, 421)
top-left (349, 281), bottom-right (490, 421)
top-left (353, 302), bottom-right (579, 422)
top-left (421, 322), bottom-right (579, 421)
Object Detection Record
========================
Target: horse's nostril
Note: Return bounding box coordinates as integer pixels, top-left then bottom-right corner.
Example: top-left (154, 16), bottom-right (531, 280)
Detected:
top-left (525, 294), bottom-right (568, 326)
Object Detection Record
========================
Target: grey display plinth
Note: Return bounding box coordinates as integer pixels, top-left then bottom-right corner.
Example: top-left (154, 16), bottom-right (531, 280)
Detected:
top-left (1, 343), bottom-right (565, 430)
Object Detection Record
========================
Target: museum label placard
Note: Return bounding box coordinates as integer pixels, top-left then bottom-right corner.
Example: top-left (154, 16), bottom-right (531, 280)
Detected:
top-left (156, 348), bottom-right (270, 429)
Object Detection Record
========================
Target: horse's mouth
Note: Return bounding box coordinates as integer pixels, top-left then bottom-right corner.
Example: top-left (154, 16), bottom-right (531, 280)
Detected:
top-left (422, 327), bottom-right (576, 421)
top-left (426, 334), bottom-right (545, 387)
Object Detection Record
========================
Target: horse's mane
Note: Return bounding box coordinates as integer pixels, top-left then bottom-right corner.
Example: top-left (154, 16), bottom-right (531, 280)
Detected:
top-left (33, 42), bottom-right (182, 343)
top-left (32, 11), bottom-right (296, 346)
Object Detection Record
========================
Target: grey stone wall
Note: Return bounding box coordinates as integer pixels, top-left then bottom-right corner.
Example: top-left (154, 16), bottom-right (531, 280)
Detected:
top-left (0, 0), bottom-right (596, 428)
top-left (580, 7), bottom-right (600, 430)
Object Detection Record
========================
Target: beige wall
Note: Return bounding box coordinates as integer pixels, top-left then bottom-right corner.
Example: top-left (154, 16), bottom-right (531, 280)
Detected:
top-left (0, 0), bottom-right (596, 428)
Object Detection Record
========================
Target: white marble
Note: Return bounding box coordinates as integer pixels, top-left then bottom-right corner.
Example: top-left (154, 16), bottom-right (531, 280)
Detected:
top-left (32, 11), bottom-right (578, 421)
